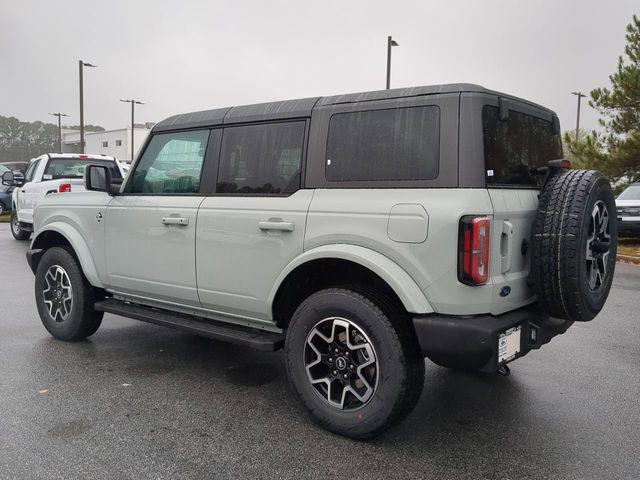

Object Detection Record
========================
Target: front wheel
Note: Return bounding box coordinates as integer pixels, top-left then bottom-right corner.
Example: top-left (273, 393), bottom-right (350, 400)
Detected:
top-left (11, 210), bottom-right (30, 240)
top-left (285, 288), bottom-right (425, 439)
top-left (35, 247), bottom-right (103, 341)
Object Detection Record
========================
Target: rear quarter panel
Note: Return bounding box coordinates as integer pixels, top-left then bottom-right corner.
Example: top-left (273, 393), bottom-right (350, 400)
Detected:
top-left (305, 188), bottom-right (526, 316)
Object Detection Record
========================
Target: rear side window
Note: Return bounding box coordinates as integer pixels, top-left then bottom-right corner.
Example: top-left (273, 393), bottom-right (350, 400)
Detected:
top-left (326, 106), bottom-right (440, 182)
top-left (217, 121), bottom-right (305, 194)
top-left (482, 106), bottom-right (563, 187)
top-left (129, 130), bottom-right (209, 194)
top-left (44, 158), bottom-right (122, 180)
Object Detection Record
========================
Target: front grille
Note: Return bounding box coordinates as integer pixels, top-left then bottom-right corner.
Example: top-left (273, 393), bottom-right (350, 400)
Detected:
top-left (617, 207), bottom-right (640, 217)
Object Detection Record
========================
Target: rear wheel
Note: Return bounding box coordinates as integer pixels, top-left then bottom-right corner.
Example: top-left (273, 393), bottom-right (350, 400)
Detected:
top-left (11, 210), bottom-right (30, 240)
top-left (531, 169), bottom-right (617, 322)
top-left (285, 288), bottom-right (424, 439)
top-left (35, 247), bottom-right (103, 341)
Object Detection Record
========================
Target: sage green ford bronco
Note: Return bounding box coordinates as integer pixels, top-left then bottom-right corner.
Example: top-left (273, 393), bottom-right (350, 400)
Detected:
top-left (27, 84), bottom-right (617, 438)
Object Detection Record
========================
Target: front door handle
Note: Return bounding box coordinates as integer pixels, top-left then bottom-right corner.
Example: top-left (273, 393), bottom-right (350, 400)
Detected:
top-left (162, 217), bottom-right (189, 226)
top-left (258, 220), bottom-right (295, 232)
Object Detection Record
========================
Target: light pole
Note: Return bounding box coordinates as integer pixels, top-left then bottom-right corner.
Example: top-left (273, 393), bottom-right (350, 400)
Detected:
top-left (120, 99), bottom-right (145, 162)
top-left (386, 36), bottom-right (399, 90)
top-left (79, 60), bottom-right (98, 153)
top-left (571, 91), bottom-right (586, 141)
top-left (49, 112), bottom-right (68, 153)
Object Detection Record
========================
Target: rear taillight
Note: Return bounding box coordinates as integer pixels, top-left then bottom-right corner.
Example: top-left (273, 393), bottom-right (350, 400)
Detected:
top-left (458, 215), bottom-right (491, 285)
top-left (58, 183), bottom-right (71, 193)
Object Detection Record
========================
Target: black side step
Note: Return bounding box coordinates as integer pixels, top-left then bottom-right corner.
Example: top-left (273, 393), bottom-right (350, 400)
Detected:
top-left (95, 298), bottom-right (284, 351)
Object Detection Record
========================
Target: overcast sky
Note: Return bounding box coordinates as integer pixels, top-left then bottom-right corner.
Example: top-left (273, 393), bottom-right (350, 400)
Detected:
top-left (1, 0), bottom-right (638, 133)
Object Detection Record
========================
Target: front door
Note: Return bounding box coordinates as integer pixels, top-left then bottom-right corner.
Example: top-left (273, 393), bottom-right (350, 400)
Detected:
top-left (104, 129), bottom-right (214, 308)
top-left (196, 120), bottom-right (311, 324)
top-left (16, 158), bottom-right (41, 224)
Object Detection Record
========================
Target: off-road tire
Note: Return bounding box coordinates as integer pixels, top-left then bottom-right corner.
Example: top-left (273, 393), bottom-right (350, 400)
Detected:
top-left (35, 247), bottom-right (103, 341)
top-left (285, 288), bottom-right (425, 439)
top-left (10, 210), bottom-right (30, 240)
top-left (531, 169), bottom-right (617, 322)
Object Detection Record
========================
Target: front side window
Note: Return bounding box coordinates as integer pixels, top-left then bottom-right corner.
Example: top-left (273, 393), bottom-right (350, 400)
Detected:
top-left (217, 121), bottom-right (305, 194)
top-left (326, 106), bottom-right (440, 182)
top-left (483, 106), bottom-right (563, 187)
top-left (44, 158), bottom-right (122, 180)
top-left (129, 130), bottom-right (209, 194)
top-left (24, 160), bottom-right (40, 182)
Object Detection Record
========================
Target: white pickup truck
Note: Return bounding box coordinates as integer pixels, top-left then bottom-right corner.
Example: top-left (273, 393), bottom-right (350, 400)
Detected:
top-left (1, 153), bottom-right (123, 240)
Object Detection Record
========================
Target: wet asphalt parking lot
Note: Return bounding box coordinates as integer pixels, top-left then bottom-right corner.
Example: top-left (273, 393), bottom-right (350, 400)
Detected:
top-left (0, 223), bottom-right (639, 480)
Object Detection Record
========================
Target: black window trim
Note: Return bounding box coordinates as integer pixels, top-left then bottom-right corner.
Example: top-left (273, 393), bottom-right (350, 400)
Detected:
top-left (324, 104), bottom-right (441, 183)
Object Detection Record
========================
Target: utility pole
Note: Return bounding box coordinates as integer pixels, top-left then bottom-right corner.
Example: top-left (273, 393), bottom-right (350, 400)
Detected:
top-left (571, 91), bottom-right (586, 141)
top-left (79, 60), bottom-right (97, 153)
top-left (49, 112), bottom-right (68, 153)
top-left (120, 99), bottom-right (145, 162)
top-left (386, 36), bottom-right (399, 90)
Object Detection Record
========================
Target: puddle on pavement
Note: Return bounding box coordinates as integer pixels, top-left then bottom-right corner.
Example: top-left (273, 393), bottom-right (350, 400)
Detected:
top-left (47, 420), bottom-right (91, 439)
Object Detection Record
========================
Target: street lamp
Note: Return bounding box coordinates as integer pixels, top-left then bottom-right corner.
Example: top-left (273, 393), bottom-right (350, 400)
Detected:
top-left (49, 112), bottom-right (68, 153)
top-left (79, 60), bottom-right (98, 153)
top-left (571, 91), bottom-right (586, 142)
top-left (386, 36), bottom-right (399, 90)
top-left (120, 99), bottom-right (145, 163)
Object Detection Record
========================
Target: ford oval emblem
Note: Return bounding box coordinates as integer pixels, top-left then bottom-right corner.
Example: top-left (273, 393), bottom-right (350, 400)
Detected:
top-left (500, 286), bottom-right (511, 297)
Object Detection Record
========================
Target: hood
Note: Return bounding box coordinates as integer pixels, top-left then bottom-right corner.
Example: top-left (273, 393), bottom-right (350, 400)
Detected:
top-left (616, 199), bottom-right (640, 207)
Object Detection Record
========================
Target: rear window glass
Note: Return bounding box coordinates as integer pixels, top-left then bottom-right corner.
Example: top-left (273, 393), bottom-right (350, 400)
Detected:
top-left (217, 121), bottom-right (305, 194)
top-left (326, 106), bottom-right (439, 182)
top-left (482, 106), bottom-right (563, 187)
top-left (44, 158), bottom-right (122, 180)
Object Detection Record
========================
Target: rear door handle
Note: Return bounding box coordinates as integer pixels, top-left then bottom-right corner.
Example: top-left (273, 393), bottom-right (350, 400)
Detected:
top-left (258, 220), bottom-right (295, 232)
top-left (162, 217), bottom-right (189, 226)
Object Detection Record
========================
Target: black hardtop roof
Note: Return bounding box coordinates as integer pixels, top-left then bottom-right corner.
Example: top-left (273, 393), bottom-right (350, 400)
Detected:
top-left (153, 83), bottom-right (554, 133)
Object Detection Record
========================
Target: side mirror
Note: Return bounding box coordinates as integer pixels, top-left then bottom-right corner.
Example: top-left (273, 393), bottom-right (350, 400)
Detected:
top-left (85, 164), bottom-right (112, 194)
top-left (12, 171), bottom-right (24, 187)
top-left (2, 171), bottom-right (13, 187)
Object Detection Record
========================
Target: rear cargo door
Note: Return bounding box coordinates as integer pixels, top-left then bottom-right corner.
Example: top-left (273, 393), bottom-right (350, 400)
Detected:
top-left (481, 98), bottom-right (564, 310)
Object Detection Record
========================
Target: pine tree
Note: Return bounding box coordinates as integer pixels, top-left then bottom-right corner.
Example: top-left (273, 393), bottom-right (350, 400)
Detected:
top-left (568, 14), bottom-right (640, 186)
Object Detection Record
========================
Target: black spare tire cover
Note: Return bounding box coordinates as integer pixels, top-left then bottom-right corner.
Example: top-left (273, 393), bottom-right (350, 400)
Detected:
top-left (530, 169), bottom-right (617, 322)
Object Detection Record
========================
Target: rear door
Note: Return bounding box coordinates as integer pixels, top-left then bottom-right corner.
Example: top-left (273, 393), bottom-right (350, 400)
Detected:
top-left (104, 129), bottom-right (215, 307)
top-left (479, 97), bottom-right (564, 309)
top-left (196, 120), bottom-right (311, 323)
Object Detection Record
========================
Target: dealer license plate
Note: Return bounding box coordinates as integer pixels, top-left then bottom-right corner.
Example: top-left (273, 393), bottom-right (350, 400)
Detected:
top-left (498, 325), bottom-right (521, 364)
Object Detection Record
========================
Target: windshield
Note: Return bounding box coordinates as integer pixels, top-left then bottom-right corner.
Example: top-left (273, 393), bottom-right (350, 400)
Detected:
top-left (483, 105), bottom-right (563, 187)
top-left (0, 164), bottom-right (9, 174)
top-left (44, 158), bottom-right (122, 180)
top-left (618, 185), bottom-right (640, 201)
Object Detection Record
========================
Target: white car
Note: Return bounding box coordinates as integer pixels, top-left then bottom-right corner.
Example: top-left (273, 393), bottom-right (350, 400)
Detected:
top-left (616, 182), bottom-right (640, 236)
top-left (3, 153), bottom-right (123, 240)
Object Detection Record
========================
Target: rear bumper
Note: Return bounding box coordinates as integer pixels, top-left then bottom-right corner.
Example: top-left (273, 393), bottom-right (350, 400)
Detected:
top-left (413, 305), bottom-right (571, 373)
